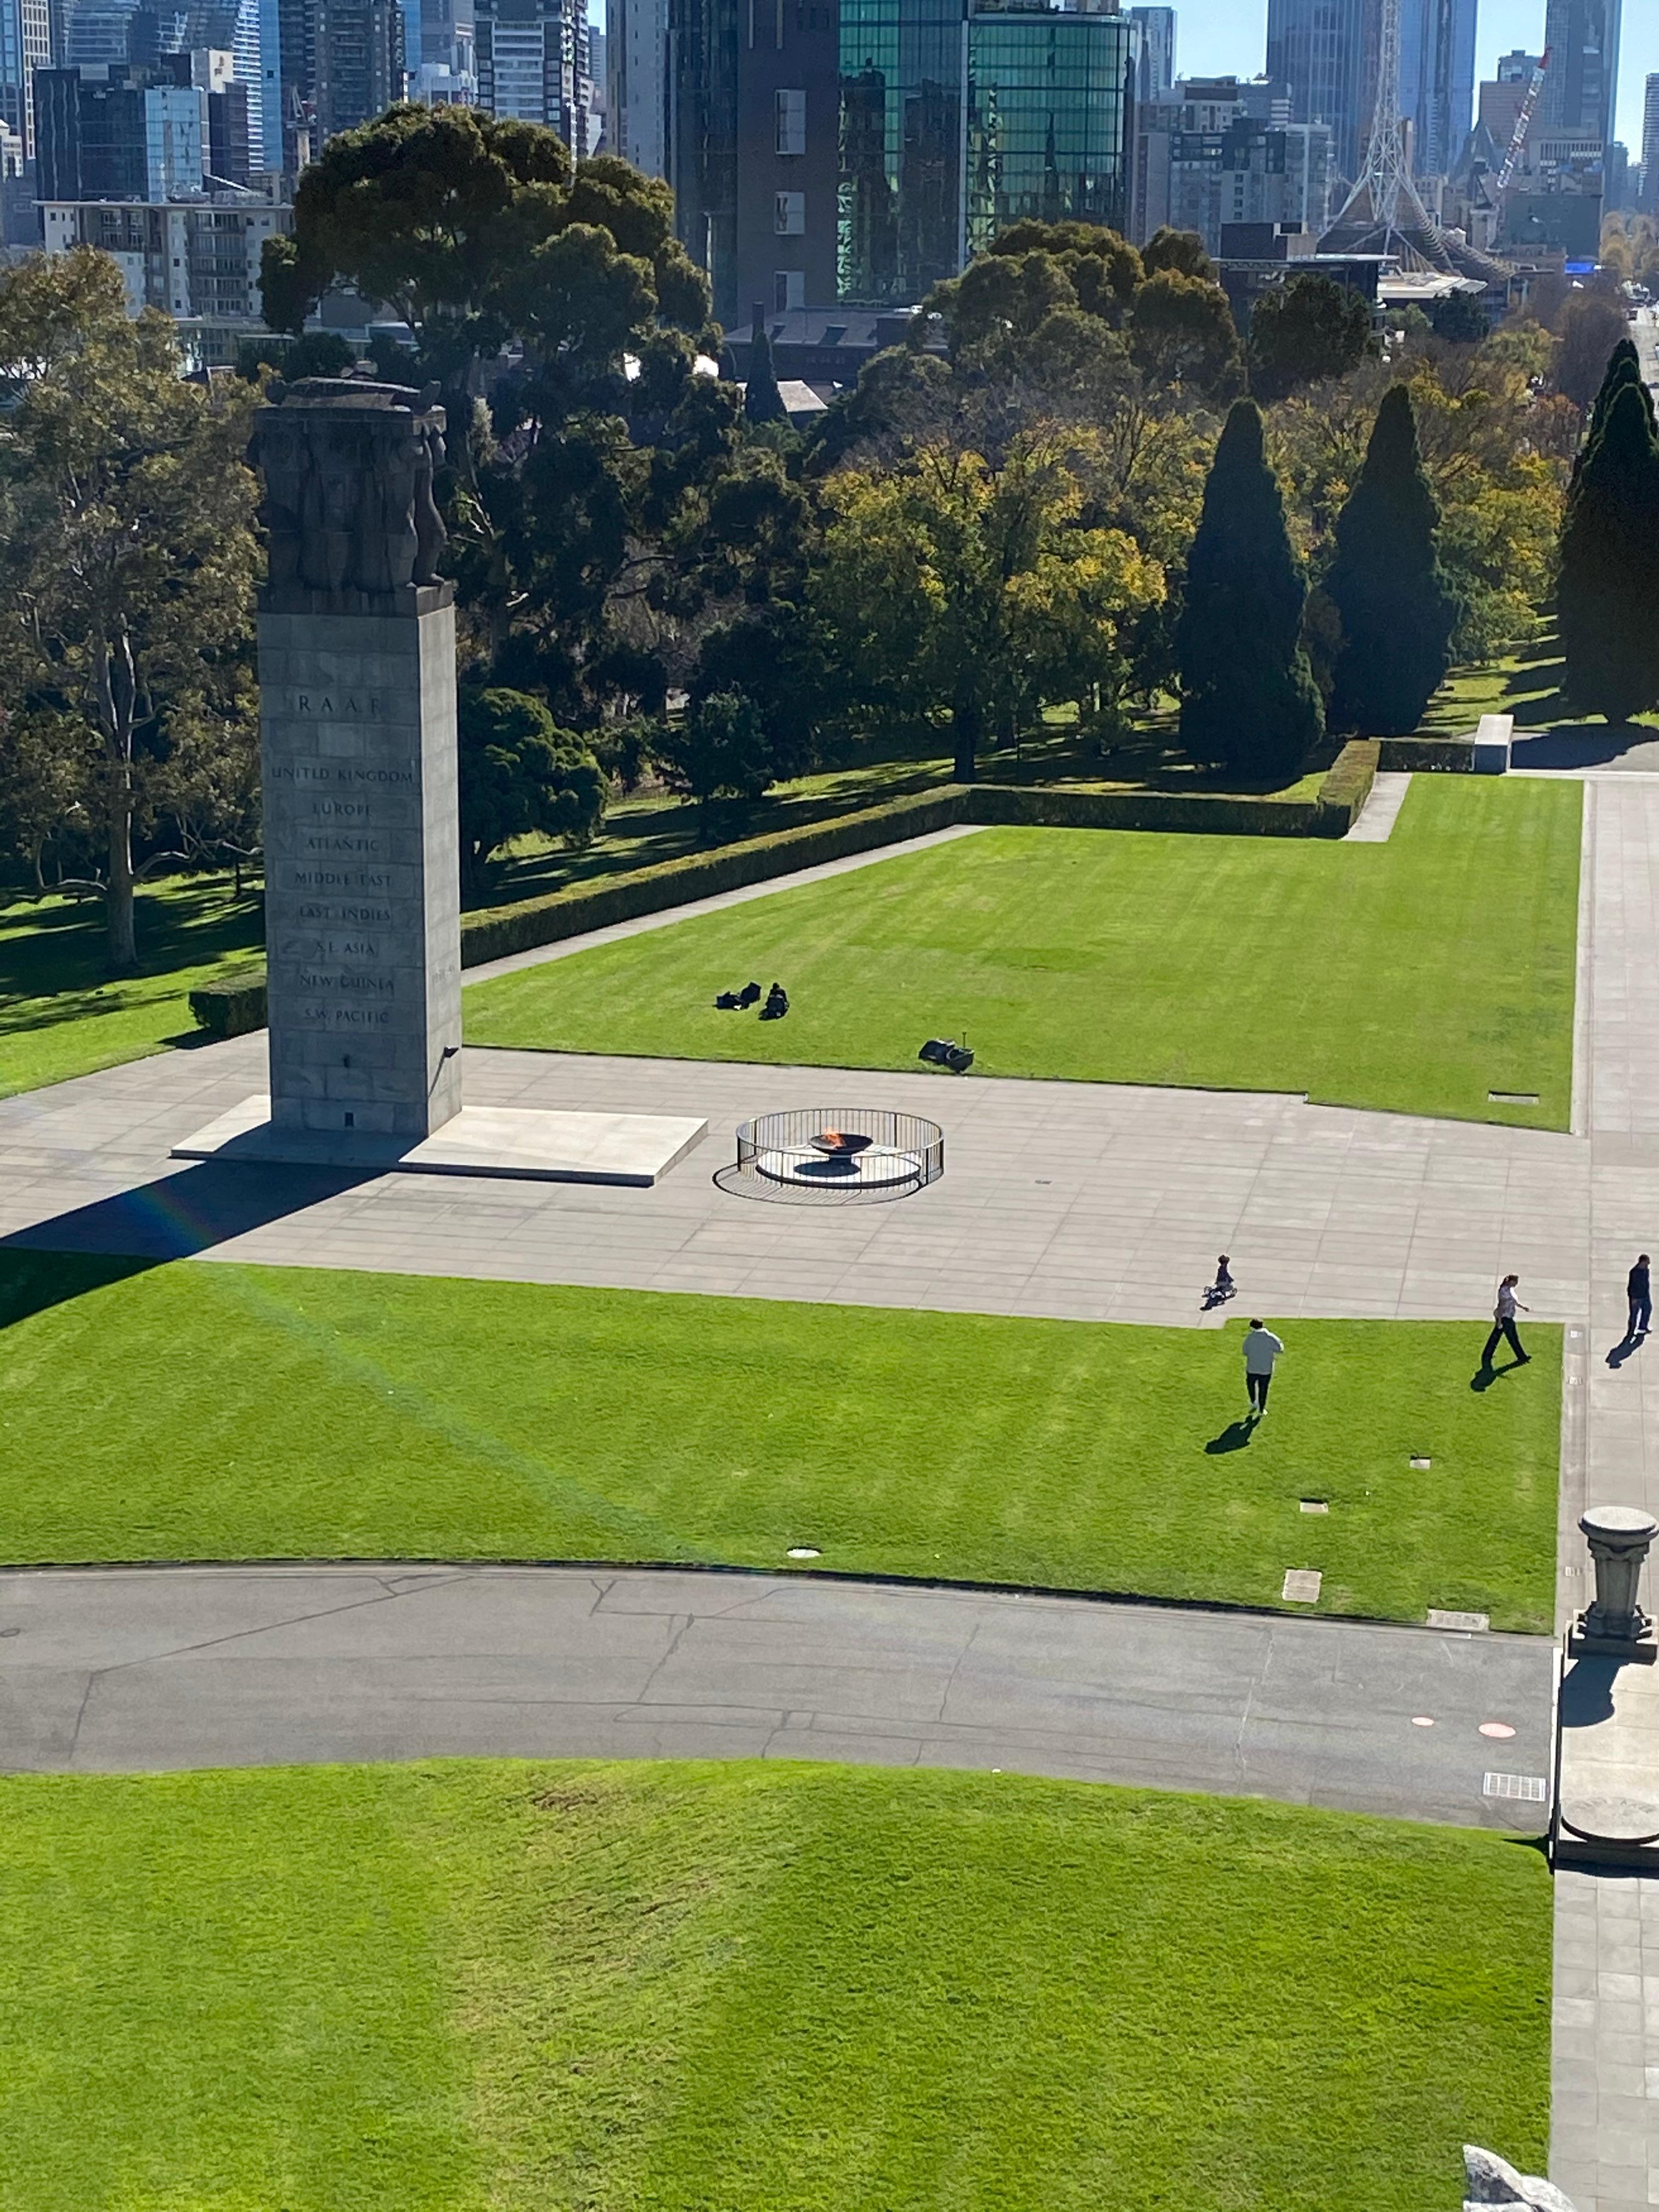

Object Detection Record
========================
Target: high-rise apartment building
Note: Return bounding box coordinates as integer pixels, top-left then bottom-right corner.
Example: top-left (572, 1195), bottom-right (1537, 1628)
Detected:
top-left (1265, 0), bottom-right (1374, 188)
top-left (403, 0), bottom-right (474, 101)
top-left (1641, 72), bottom-right (1659, 208)
top-left (313, 0), bottom-right (400, 135)
top-left (1477, 47), bottom-right (1537, 158)
top-left (42, 188), bottom-right (289, 330)
top-left (1127, 3), bottom-right (1172, 105)
top-left (1134, 75), bottom-right (1329, 250)
top-left (276, 0), bottom-right (403, 159)
top-left (1398, 0), bottom-right (1474, 177)
top-left (607, 0), bottom-right (665, 174)
top-left (477, 0), bottom-right (589, 148)
top-left (1, 0), bottom-right (53, 149)
top-left (63, 0), bottom-right (143, 65)
top-left (669, 0), bottom-right (837, 323)
top-left (1605, 137), bottom-right (1628, 210)
top-left (124, 0), bottom-right (275, 168)
top-left (1540, 0), bottom-right (1621, 149)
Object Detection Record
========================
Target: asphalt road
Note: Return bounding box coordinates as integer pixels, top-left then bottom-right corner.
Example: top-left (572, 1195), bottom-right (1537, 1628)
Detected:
top-left (0, 1564), bottom-right (1555, 1826)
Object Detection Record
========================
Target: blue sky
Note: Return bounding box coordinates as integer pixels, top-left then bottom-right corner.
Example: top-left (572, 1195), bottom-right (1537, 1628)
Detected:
top-left (1166, 0), bottom-right (1654, 149)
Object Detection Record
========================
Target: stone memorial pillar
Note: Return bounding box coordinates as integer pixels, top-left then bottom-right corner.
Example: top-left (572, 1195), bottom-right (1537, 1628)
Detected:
top-left (251, 376), bottom-right (461, 1147)
top-left (173, 371), bottom-right (708, 1190)
top-left (1571, 1504), bottom-right (1659, 1660)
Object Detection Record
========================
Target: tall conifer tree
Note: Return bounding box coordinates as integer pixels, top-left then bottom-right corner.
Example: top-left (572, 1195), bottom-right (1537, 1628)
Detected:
top-left (1571, 341), bottom-right (1656, 493)
top-left (1177, 399), bottom-right (1323, 780)
top-left (1558, 381), bottom-right (1659, 724)
top-left (1327, 385), bottom-right (1457, 735)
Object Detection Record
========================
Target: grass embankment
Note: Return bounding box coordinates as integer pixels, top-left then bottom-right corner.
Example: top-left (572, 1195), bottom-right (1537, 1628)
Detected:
top-left (465, 776), bottom-right (1580, 1128)
top-left (0, 1759), bottom-right (1552, 2212)
top-left (0, 875), bottom-right (263, 1099)
top-left (0, 1257), bottom-right (1560, 1628)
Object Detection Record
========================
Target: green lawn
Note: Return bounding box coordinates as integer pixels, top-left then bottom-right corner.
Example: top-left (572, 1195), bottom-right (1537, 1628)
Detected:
top-left (0, 1257), bottom-right (1560, 1629)
top-left (1418, 628), bottom-right (1659, 744)
top-left (0, 875), bottom-right (263, 1099)
top-left (464, 776), bottom-right (1581, 1128)
top-left (0, 1758), bottom-right (1551, 2212)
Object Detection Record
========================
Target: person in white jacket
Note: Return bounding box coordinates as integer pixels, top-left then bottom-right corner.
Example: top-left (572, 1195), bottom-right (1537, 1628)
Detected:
top-left (1242, 1321), bottom-right (1284, 1418)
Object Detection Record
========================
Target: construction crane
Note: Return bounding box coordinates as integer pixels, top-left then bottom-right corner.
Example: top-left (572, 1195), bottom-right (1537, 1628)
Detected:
top-left (1493, 49), bottom-right (1550, 205)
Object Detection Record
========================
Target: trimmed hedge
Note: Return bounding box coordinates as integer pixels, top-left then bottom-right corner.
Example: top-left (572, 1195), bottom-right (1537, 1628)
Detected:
top-left (1379, 736), bottom-right (1474, 772)
top-left (188, 972), bottom-right (268, 1040)
top-left (457, 786), bottom-right (972, 966)
top-left (966, 782), bottom-right (1325, 838)
top-left (1312, 739), bottom-right (1380, 836)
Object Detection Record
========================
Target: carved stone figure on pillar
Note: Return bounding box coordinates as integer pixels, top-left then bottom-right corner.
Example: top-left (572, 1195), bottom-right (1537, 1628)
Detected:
top-left (249, 376), bottom-right (450, 613)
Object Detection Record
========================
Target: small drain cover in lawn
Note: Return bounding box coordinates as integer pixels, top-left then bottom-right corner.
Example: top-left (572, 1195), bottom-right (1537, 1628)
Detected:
top-left (1488, 1090), bottom-right (1539, 1105)
top-left (1282, 1569), bottom-right (1322, 1604)
top-left (786, 1547), bottom-right (820, 1560)
top-left (1482, 1772), bottom-right (1547, 1803)
top-left (1299, 1499), bottom-right (1328, 1514)
top-left (1427, 1608), bottom-right (1489, 1633)
top-left (1410, 1455), bottom-right (1432, 1470)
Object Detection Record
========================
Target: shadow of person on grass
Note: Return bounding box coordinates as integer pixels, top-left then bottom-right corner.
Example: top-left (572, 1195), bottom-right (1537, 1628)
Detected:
top-left (1205, 1419), bottom-right (1255, 1454)
top-left (1470, 1358), bottom-right (1527, 1392)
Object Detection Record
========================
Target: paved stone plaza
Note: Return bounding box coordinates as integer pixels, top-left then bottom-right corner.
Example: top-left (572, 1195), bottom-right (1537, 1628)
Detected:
top-left (0, 1035), bottom-right (1590, 1329)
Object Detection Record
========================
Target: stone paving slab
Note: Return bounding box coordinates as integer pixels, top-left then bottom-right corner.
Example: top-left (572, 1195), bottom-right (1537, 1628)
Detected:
top-left (172, 1092), bottom-right (709, 1186)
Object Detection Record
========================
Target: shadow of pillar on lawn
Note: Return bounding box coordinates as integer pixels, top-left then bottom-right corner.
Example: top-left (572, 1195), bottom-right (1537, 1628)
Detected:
top-left (0, 1161), bottom-right (374, 1329)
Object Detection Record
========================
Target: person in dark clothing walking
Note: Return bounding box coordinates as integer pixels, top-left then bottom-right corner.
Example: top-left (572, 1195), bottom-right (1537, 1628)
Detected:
top-left (1628, 1255), bottom-right (1652, 1341)
top-left (1481, 1274), bottom-right (1530, 1370)
top-left (1242, 1319), bottom-right (1284, 1417)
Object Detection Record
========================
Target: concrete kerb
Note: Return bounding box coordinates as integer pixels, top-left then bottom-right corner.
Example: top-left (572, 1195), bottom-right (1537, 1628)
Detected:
top-left (0, 1548), bottom-right (1555, 1651)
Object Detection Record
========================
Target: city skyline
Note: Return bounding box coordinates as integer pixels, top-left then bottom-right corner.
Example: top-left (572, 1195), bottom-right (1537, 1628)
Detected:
top-left (1178, 0), bottom-right (1652, 149)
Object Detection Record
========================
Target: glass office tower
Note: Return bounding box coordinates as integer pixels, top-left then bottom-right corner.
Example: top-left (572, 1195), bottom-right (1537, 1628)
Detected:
top-left (838, 0), bottom-right (1133, 307)
top-left (838, 0), bottom-right (962, 304)
top-left (964, 4), bottom-right (1133, 257)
